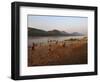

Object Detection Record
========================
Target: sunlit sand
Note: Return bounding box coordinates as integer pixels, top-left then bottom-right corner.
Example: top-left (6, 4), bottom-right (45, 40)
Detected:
top-left (28, 37), bottom-right (87, 66)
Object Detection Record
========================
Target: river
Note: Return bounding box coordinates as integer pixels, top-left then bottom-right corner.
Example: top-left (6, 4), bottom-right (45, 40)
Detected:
top-left (28, 36), bottom-right (85, 46)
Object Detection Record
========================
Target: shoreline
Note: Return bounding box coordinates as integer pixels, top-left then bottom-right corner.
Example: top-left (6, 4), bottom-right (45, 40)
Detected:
top-left (28, 37), bottom-right (87, 66)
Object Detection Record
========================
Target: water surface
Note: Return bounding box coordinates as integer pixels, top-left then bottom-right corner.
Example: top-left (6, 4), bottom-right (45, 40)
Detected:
top-left (28, 36), bottom-right (85, 46)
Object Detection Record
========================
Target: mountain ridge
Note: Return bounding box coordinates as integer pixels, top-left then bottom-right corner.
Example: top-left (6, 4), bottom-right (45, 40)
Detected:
top-left (28, 27), bottom-right (84, 36)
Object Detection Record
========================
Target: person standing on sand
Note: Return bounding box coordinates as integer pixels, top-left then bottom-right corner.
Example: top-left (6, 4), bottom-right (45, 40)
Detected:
top-left (62, 41), bottom-right (66, 47)
top-left (32, 42), bottom-right (35, 50)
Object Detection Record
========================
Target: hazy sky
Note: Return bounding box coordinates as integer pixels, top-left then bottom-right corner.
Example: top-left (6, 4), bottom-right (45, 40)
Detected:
top-left (28, 15), bottom-right (88, 35)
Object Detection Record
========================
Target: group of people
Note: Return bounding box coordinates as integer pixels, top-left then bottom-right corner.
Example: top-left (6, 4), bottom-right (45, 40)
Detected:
top-left (31, 40), bottom-right (67, 51)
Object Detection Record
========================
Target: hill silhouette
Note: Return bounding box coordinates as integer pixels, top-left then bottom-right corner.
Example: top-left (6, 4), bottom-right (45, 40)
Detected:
top-left (28, 27), bottom-right (83, 36)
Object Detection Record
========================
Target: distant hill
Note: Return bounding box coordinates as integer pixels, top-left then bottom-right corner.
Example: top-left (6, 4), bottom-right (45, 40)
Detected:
top-left (70, 32), bottom-right (83, 36)
top-left (28, 27), bottom-right (48, 36)
top-left (48, 30), bottom-right (63, 36)
top-left (28, 27), bottom-right (84, 36)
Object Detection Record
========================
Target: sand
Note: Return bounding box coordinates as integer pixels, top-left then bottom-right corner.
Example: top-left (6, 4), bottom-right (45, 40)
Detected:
top-left (28, 37), bottom-right (87, 66)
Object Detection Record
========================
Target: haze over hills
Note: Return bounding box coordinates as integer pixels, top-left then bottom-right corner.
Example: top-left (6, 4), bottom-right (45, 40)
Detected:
top-left (28, 27), bottom-right (84, 37)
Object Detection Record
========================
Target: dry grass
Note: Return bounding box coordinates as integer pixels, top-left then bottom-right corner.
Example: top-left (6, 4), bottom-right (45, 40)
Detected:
top-left (28, 37), bottom-right (87, 66)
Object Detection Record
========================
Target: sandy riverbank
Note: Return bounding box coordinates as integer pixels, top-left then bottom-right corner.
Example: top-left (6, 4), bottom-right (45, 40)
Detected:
top-left (28, 37), bottom-right (87, 66)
